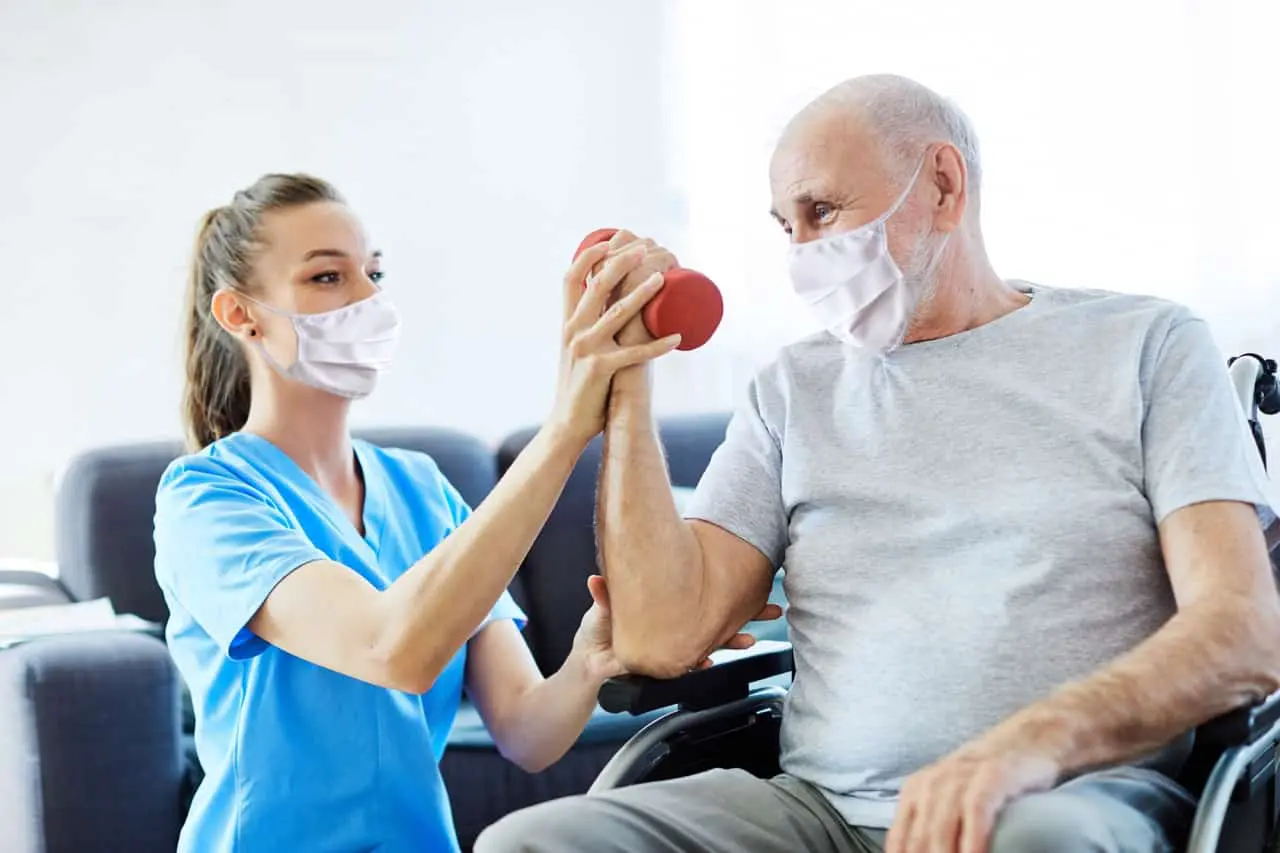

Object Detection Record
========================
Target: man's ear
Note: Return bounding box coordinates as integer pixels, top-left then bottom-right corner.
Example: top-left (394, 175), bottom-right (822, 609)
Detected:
top-left (931, 143), bottom-right (968, 234)
top-left (209, 289), bottom-right (257, 340)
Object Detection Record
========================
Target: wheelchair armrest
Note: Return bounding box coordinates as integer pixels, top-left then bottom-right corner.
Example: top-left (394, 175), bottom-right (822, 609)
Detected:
top-left (599, 640), bottom-right (793, 715)
top-left (1194, 690), bottom-right (1280, 749)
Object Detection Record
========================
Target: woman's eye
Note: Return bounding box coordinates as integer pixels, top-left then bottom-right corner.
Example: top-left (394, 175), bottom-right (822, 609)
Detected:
top-left (311, 271), bottom-right (342, 285)
top-left (368, 270), bottom-right (385, 284)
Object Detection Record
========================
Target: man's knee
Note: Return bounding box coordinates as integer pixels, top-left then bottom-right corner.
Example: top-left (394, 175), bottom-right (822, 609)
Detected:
top-left (983, 783), bottom-right (1167, 850)
top-left (989, 792), bottom-right (1126, 853)
top-left (475, 795), bottom-right (610, 853)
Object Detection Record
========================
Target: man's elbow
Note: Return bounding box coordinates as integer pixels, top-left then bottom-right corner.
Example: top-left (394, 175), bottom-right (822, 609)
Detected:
top-left (1249, 600), bottom-right (1280, 696)
top-left (612, 625), bottom-right (706, 679)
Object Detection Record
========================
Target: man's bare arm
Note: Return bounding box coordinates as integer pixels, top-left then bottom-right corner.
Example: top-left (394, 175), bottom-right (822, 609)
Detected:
top-left (597, 367), bottom-right (774, 677)
top-left (983, 499), bottom-right (1280, 773)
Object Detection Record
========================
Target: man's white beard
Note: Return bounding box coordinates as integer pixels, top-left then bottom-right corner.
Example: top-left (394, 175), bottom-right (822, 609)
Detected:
top-left (901, 225), bottom-right (950, 312)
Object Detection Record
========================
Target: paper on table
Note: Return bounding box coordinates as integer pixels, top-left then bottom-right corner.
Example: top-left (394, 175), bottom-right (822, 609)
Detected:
top-left (0, 598), bottom-right (160, 648)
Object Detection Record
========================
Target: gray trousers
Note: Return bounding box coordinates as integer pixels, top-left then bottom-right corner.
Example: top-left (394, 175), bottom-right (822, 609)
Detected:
top-left (475, 766), bottom-right (1195, 853)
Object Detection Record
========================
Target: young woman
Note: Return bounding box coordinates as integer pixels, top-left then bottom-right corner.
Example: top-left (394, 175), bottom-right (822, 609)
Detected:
top-left (153, 174), bottom-right (759, 852)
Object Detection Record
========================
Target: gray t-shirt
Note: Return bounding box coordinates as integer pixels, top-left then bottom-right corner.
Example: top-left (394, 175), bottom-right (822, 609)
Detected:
top-left (685, 283), bottom-right (1275, 829)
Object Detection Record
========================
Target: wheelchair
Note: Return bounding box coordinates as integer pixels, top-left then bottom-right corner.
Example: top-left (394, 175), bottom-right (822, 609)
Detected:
top-left (592, 353), bottom-right (1280, 853)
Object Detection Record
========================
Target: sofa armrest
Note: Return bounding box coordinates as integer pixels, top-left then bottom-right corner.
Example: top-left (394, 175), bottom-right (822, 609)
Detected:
top-left (0, 570), bottom-right (72, 610)
top-left (599, 641), bottom-right (793, 715)
top-left (0, 632), bottom-right (184, 853)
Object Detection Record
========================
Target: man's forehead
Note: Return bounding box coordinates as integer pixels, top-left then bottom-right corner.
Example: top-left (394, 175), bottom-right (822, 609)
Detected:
top-left (770, 119), bottom-right (880, 206)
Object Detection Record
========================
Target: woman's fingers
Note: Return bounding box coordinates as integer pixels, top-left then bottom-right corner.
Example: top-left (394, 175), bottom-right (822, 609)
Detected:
top-left (566, 244), bottom-right (647, 337)
top-left (586, 271), bottom-right (665, 342)
top-left (722, 633), bottom-right (758, 650)
top-left (755, 603), bottom-right (784, 622)
top-left (606, 229), bottom-right (641, 253)
top-left (562, 243), bottom-right (611, 324)
top-left (586, 574), bottom-right (611, 613)
top-left (603, 333), bottom-right (683, 371)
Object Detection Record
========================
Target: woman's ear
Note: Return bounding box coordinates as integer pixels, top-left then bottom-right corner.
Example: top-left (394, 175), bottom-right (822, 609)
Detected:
top-left (210, 289), bottom-right (257, 340)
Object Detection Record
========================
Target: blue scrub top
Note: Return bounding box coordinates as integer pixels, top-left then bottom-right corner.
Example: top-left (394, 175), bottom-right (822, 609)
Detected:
top-left (153, 432), bottom-right (525, 853)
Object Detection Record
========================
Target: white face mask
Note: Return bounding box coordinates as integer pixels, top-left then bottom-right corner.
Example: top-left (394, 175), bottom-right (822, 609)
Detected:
top-left (245, 290), bottom-right (401, 399)
top-left (787, 159), bottom-right (945, 354)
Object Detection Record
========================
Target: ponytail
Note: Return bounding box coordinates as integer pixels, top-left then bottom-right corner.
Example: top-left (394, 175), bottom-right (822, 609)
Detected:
top-left (181, 209), bottom-right (251, 450)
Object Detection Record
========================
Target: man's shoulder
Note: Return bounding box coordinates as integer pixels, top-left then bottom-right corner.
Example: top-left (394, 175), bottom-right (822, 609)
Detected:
top-left (747, 330), bottom-right (841, 396)
top-left (1029, 283), bottom-right (1195, 329)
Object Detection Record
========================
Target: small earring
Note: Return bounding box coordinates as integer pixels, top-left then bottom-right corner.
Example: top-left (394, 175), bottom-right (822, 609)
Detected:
top-left (248, 329), bottom-right (257, 337)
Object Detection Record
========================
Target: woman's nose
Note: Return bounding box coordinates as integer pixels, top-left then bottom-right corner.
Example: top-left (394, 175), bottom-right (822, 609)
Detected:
top-left (354, 273), bottom-right (380, 300)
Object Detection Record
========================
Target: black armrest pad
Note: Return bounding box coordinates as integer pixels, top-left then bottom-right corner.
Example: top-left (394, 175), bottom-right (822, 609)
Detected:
top-left (599, 641), bottom-right (793, 715)
top-left (1194, 690), bottom-right (1280, 749)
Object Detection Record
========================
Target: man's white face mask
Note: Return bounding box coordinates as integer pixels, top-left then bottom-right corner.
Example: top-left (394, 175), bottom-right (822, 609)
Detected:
top-left (787, 157), bottom-right (949, 354)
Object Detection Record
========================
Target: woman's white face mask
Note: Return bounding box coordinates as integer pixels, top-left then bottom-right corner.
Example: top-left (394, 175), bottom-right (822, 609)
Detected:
top-left (242, 290), bottom-right (402, 399)
top-left (786, 158), bottom-right (948, 354)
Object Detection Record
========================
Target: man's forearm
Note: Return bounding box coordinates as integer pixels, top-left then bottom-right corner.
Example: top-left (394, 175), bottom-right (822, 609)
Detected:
top-left (598, 367), bottom-right (707, 672)
top-left (992, 597), bottom-right (1280, 775)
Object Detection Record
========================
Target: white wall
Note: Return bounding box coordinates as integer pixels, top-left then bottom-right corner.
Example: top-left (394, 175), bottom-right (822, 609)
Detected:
top-left (3, 0), bottom-right (1277, 560)
top-left (0, 0), bottom-right (690, 559)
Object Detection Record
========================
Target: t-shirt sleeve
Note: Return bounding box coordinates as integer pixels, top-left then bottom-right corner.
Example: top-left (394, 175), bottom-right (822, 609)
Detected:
top-left (429, 459), bottom-right (528, 633)
top-left (684, 376), bottom-right (788, 568)
top-left (154, 459), bottom-right (329, 660)
top-left (1141, 314), bottom-right (1276, 527)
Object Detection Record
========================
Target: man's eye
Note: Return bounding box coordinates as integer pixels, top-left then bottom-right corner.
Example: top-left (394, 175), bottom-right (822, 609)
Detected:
top-left (813, 203), bottom-right (836, 223)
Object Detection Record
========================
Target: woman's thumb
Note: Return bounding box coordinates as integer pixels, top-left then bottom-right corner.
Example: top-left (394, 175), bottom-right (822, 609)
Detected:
top-left (587, 574), bottom-right (611, 612)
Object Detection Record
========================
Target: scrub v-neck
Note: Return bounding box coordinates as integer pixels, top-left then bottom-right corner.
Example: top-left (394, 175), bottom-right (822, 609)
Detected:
top-left (236, 432), bottom-right (387, 558)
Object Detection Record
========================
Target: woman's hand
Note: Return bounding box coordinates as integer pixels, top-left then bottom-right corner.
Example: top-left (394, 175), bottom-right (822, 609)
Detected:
top-left (548, 243), bottom-right (682, 451)
top-left (571, 575), bottom-right (786, 684)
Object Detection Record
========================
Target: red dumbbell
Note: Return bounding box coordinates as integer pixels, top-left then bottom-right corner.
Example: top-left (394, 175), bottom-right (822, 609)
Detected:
top-left (573, 228), bottom-right (723, 351)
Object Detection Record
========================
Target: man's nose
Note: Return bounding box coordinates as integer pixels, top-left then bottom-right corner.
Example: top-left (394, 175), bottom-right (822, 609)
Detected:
top-left (790, 224), bottom-right (822, 245)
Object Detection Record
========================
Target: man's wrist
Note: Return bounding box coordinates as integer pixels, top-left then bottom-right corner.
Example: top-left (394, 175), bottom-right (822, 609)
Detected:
top-left (608, 366), bottom-right (654, 423)
top-left (987, 702), bottom-right (1077, 773)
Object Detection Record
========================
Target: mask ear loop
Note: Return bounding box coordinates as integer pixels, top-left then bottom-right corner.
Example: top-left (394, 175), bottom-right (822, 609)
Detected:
top-left (217, 288), bottom-right (298, 377)
top-left (867, 150), bottom-right (932, 230)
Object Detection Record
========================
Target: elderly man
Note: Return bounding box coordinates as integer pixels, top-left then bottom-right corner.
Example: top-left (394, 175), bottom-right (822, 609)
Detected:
top-left (477, 75), bottom-right (1280, 853)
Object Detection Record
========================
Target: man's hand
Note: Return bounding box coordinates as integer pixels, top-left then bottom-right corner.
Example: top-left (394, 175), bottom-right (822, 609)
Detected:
top-left (600, 230), bottom-right (679, 347)
top-left (886, 724), bottom-right (1061, 853)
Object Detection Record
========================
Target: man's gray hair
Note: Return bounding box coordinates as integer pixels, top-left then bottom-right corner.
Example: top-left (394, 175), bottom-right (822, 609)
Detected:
top-left (812, 74), bottom-right (982, 194)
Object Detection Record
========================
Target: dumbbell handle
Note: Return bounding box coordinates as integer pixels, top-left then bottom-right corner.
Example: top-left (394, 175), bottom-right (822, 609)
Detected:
top-left (573, 229), bottom-right (723, 351)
